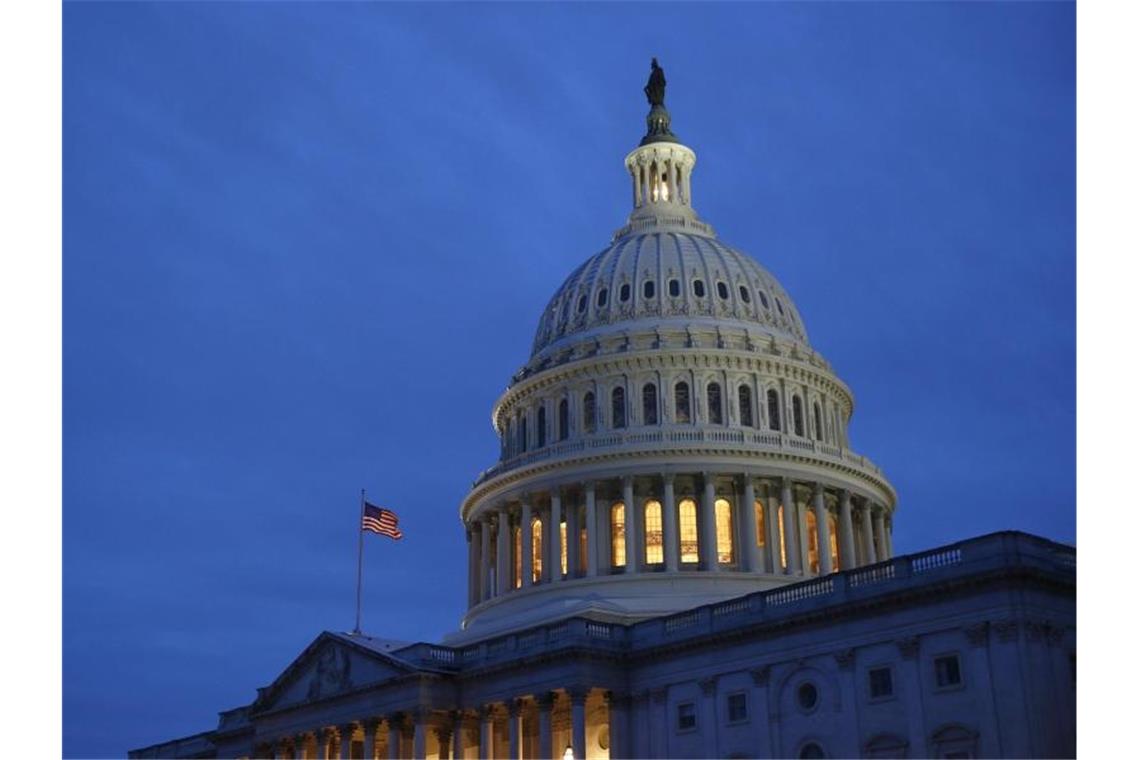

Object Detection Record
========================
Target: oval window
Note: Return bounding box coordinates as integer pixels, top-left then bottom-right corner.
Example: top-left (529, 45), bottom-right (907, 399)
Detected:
top-left (597, 288), bottom-right (608, 307)
top-left (717, 281), bottom-right (729, 299)
top-left (668, 279), bottom-right (681, 297)
top-left (758, 291), bottom-right (770, 309)
top-left (739, 285), bottom-right (751, 304)
top-left (619, 283), bottom-right (631, 302)
top-left (577, 294), bottom-right (587, 313)
top-left (797, 682), bottom-right (819, 711)
top-left (693, 279), bottom-right (706, 298)
top-left (643, 280), bottom-right (656, 299)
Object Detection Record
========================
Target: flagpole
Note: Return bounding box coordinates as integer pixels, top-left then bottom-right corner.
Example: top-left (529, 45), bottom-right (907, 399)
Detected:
top-left (354, 488), bottom-right (365, 634)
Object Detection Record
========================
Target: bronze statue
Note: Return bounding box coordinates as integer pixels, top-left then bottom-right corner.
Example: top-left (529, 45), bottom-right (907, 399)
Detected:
top-left (644, 57), bottom-right (666, 107)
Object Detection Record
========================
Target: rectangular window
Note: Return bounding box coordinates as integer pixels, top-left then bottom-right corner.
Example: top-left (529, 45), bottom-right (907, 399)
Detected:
top-left (677, 702), bottom-right (696, 732)
top-left (726, 692), bottom-right (748, 724)
top-left (868, 666), bottom-right (893, 699)
top-left (934, 654), bottom-right (962, 688)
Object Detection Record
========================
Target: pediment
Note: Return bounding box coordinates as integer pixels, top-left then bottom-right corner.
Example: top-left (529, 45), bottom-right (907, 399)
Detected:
top-left (252, 632), bottom-right (412, 713)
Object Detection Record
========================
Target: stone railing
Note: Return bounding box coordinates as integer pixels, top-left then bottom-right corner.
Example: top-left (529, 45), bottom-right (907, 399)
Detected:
top-left (396, 532), bottom-right (1074, 672)
top-left (473, 426), bottom-right (885, 488)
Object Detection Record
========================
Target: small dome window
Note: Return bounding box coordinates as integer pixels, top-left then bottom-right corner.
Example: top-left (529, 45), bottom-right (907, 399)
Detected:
top-left (717, 281), bottom-right (729, 300)
top-left (693, 279), bottom-right (706, 298)
top-left (797, 682), bottom-right (819, 711)
top-left (619, 283), bottom-right (631, 302)
top-left (668, 279), bottom-right (681, 297)
top-left (643, 280), bottom-right (656, 299)
top-left (577, 294), bottom-right (587, 313)
top-left (739, 285), bottom-right (751, 304)
top-left (775, 298), bottom-right (785, 315)
top-left (597, 288), bottom-right (608, 307)
top-left (758, 291), bottom-right (770, 309)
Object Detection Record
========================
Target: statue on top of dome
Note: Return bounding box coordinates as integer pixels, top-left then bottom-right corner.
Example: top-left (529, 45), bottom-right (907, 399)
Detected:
top-left (644, 58), bottom-right (666, 106)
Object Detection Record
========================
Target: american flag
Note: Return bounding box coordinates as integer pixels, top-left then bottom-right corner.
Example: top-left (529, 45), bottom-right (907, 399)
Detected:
top-left (362, 502), bottom-right (403, 540)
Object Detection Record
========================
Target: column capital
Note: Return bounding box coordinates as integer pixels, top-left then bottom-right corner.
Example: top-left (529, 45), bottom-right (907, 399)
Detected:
top-left (361, 717), bottom-right (382, 732)
top-left (479, 703), bottom-right (497, 721)
top-left (508, 697), bottom-right (525, 718)
top-left (582, 480), bottom-right (596, 492)
top-left (749, 665), bottom-right (771, 686)
top-left (536, 690), bottom-right (557, 710)
top-left (833, 648), bottom-right (856, 671)
top-left (660, 470), bottom-right (676, 485)
top-left (698, 677), bottom-right (717, 697)
top-left (566, 685), bottom-right (590, 705)
top-left (813, 481), bottom-right (825, 497)
top-left (621, 475), bottom-right (634, 489)
top-left (895, 636), bottom-right (920, 660)
top-left (319, 727), bottom-right (337, 743)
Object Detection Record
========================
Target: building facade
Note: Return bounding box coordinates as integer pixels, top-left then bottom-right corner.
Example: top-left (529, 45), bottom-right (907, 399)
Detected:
top-left (131, 65), bottom-right (1076, 760)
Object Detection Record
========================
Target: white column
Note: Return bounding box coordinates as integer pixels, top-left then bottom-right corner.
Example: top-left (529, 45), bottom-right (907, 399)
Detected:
top-left (663, 474), bottom-right (679, 572)
top-left (873, 507), bottom-right (888, 560)
top-left (764, 484), bottom-right (780, 573)
top-left (520, 498), bottom-right (533, 588)
top-left (623, 477), bottom-right (637, 573)
top-left (318, 729), bottom-right (334, 760)
top-left (294, 733), bottom-right (309, 760)
top-left (861, 501), bottom-right (877, 563)
top-left (496, 507), bottom-right (511, 595)
top-left (569, 689), bottom-right (587, 760)
top-left (838, 490), bottom-right (856, 570)
top-left (549, 491), bottom-right (562, 582)
top-left (780, 479), bottom-right (802, 574)
top-left (480, 707), bottom-right (495, 760)
top-left (813, 483), bottom-right (833, 575)
top-left (702, 474), bottom-right (720, 571)
top-left (741, 476), bottom-right (760, 572)
top-left (584, 483), bottom-right (598, 577)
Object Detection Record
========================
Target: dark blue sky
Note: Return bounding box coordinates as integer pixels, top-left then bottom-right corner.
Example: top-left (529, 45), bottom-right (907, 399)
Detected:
top-left (63, 3), bottom-right (1074, 757)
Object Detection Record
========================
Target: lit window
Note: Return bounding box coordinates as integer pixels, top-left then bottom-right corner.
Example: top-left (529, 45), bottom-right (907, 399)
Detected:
top-left (726, 692), bottom-right (748, 723)
top-left (677, 702), bottom-right (696, 731)
top-left (707, 382), bottom-right (723, 424)
top-left (611, 502), bottom-right (626, 568)
top-left (739, 285), bottom-right (751, 304)
top-left (754, 499), bottom-right (765, 549)
top-left (767, 389), bottom-right (781, 431)
top-left (793, 396), bottom-right (805, 437)
top-left (693, 279), bottom-right (706, 298)
top-left (668, 279), bottom-right (681, 297)
top-left (578, 523), bottom-right (587, 575)
top-left (778, 505), bottom-right (787, 568)
top-left (675, 381), bottom-right (691, 423)
top-left (643, 383), bottom-right (658, 425)
top-left (532, 518), bottom-right (543, 583)
top-left (513, 524), bottom-right (522, 589)
top-left (828, 514), bottom-right (840, 571)
top-left (679, 499), bottom-right (699, 563)
top-left (560, 521), bottom-right (567, 576)
top-left (935, 655), bottom-right (962, 688)
top-left (715, 498), bottom-right (734, 564)
top-left (583, 392), bottom-right (596, 434)
top-left (612, 387), bottom-right (626, 429)
top-left (739, 385), bottom-right (754, 427)
top-left (717, 281), bottom-right (729, 300)
top-left (643, 280), bottom-right (656, 299)
top-left (644, 500), bottom-right (663, 564)
top-left (869, 666), bottom-right (893, 699)
top-left (806, 509), bottom-right (820, 574)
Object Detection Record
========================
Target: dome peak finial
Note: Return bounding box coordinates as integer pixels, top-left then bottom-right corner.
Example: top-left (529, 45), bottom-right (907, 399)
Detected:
top-left (640, 57), bottom-right (677, 146)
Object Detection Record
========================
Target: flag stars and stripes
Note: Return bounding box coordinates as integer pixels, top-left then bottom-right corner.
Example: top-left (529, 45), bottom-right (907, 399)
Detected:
top-left (362, 502), bottom-right (403, 540)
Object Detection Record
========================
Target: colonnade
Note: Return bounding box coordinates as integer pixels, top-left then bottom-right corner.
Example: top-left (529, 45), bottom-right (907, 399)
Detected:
top-left (253, 687), bottom-right (618, 760)
top-left (466, 474), bottom-right (893, 607)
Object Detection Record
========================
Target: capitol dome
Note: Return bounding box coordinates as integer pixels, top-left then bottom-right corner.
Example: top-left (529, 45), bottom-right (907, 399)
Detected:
top-left (450, 67), bottom-right (897, 644)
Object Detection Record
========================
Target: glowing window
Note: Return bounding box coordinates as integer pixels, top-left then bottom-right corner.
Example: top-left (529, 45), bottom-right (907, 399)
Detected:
top-left (619, 283), bottom-right (631, 302)
top-left (668, 279), bottom-right (681, 297)
top-left (717, 281), bottom-right (729, 300)
top-left (715, 498), bottom-right (734, 564)
top-left (583, 392), bottom-right (596, 434)
top-left (707, 382), bottom-right (723, 424)
top-left (806, 509), bottom-right (820, 575)
top-left (675, 381), bottom-right (691, 423)
top-left (558, 399), bottom-right (569, 441)
top-left (793, 396), bottom-right (805, 437)
top-left (643, 280), bottom-right (656, 299)
top-left (767, 389), bottom-right (781, 432)
top-left (642, 383), bottom-right (658, 425)
top-left (532, 517), bottom-right (543, 583)
top-left (611, 502), bottom-right (626, 568)
top-left (828, 514), bottom-right (839, 571)
top-left (513, 524), bottom-right (522, 589)
top-left (755, 499), bottom-right (766, 548)
top-left (578, 524), bottom-right (588, 575)
top-left (560, 521), bottom-right (567, 576)
top-left (739, 385), bottom-right (754, 427)
top-left (644, 500), bottom-right (663, 564)
top-left (679, 499), bottom-right (699, 563)
top-left (611, 387), bottom-right (626, 429)
top-left (739, 285), bottom-right (751, 304)
top-left (778, 505), bottom-right (787, 569)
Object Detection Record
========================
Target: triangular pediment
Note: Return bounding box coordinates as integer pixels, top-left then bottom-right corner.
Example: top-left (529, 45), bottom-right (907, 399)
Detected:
top-left (252, 632), bottom-right (413, 713)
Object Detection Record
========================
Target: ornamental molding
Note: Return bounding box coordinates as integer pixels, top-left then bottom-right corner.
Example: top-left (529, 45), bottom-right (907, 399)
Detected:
top-left (994, 619), bottom-right (1020, 643)
top-left (750, 666), bottom-right (771, 686)
top-left (895, 637), bottom-right (920, 660)
top-left (964, 621), bottom-right (989, 647)
top-left (698, 677), bottom-right (718, 696)
top-left (833, 649), bottom-right (856, 671)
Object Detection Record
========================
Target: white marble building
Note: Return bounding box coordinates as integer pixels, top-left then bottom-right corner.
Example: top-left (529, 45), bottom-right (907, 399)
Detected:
top-left (131, 65), bottom-right (1076, 760)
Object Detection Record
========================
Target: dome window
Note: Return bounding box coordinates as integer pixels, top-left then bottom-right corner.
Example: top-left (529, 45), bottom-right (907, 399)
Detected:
top-left (668, 279), bottom-right (681, 297)
top-left (813, 402), bottom-right (823, 441)
top-left (577, 294), bottom-right (587, 314)
top-left (739, 285), bottom-right (752, 304)
top-left (558, 399), bottom-right (569, 441)
top-left (642, 382), bottom-right (658, 425)
top-left (693, 279), bottom-right (706, 298)
top-left (717, 281), bottom-right (729, 300)
top-left (739, 385), bottom-right (754, 427)
top-left (767, 389), bottom-right (781, 431)
top-left (518, 413), bottom-right (528, 453)
top-left (619, 283), bottom-right (631, 302)
top-left (792, 395), bottom-right (805, 437)
top-left (707, 382), bottom-right (724, 424)
top-left (537, 406), bottom-right (547, 448)
top-left (611, 387), bottom-right (627, 429)
top-left (583, 392), bottom-right (597, 434)
top-left (797, 682), bottom-right (820, 712)
top-left (643, 280), bottom-right (656, 299)
top-left (758, 291), bottom-right (770, 309)
top-left (674, 381), bottom-right (691, 423)
top-left (597, 288), bottom-right (608, 307)
top-left (775, 298), bottom-right (785, 315)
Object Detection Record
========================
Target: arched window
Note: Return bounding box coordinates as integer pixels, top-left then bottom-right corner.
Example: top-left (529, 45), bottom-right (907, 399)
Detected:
top-left (532, 517), bottom-right (543, 583)
top-left (558, 398), bottom-right (569, 441)
top-left (611, 386), bottom-right (626, 429)
top-left (739, 385), bottom-right (754, 427)
top-left (619, 283), bottom-right (631, 302)
top-left (675, 381), bottom-right (691, 423)
top-left (577, 294), bottom-right (587, 313)
top-left (578, 522), bottom-right (588, 575)
top-left (643, 280), bottom-right (656, 299)
top-left (611, 502), bottom-right (626, 568)
top-left (707, 382), bottom-right (723, 424)
top-left (642, 383), bottom-right (658, 425)
top-left (583, 392), bottom-right (596, 434)
top-left (693, 279), bottom-right (706, 298)
top-left (715, 498), bottom-right (734, 564)
top-left (668, 279), bottom-right (681, 297)
top-left (512, 523), bottom-right (522, 589)
top-left (767, 389), bottom-right (781, 431)
top-left (560, 521), bottom-right (568, 576)
top-left (813, 402), bottom-right (823, 441)
top-left (777, 504), bottom-right (787, 569)
top-left (754, 499), bottom-right (766, 550)
top-left (519, 414), bottom-right (528, 453)
top-left (828, 513), bottom-right (840, 571)
top-left (739, 285), bottom-right (752, 304)
top-left (806, 509), bottom-right (819, 575)
top-left (758, 290), bottom-right (770, 309)
top-left (644, 500), bottom-right (663, 564)
top-left (537, 406), bottom-right (547, 448)
top-left (596, 288), bottom-right (608, 307)
top-left (679, 498), bottom-right (699, 564)
top-left (798, 743), bottom-right (826, 759)
top-left (793, 395), bottom-right (805, 437)
top-left (504, 419), bottom-right (513, 457)
top-left (717, 281), bottom-right (729, 300)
